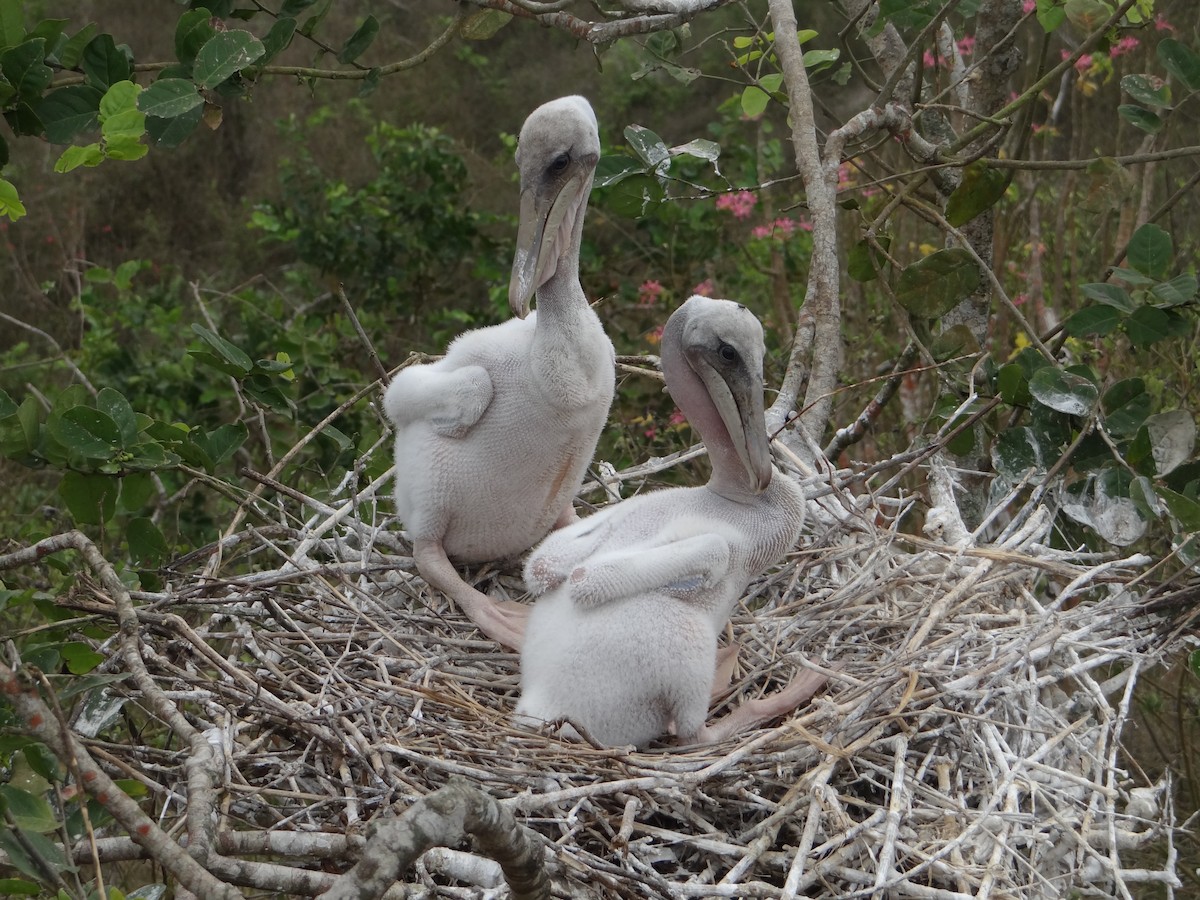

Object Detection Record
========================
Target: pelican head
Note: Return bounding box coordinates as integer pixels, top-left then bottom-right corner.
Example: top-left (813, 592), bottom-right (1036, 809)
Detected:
top-left (509, 96), bottom-right (601, 318)
top-left (662, 295), bottom-right (772, 498)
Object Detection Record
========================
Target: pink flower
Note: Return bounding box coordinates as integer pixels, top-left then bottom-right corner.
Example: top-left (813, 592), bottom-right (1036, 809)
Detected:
top-left (1013, 293), bottom-right (1029, 306)
top-left (751, 224), bottom-right (771, 240)
top-left (1068, 52), bottom-right (1093, 74)
top-left (1154, 14), bottom-right (1176, 33)
top-left (644, 426), bottom-right (656, 439)
top-left (1022, 0), bottom-right (1035, 13)
top-left (1109, 36), bottom-right (1140, 59)
top-left (715, 191), bottom-right (757, 219)
top-left (751, 218), bottom-right (811, 241)
top-left (668, 409), bottom-right (686, 426)
top-left (922, 50), bottom-right (938, 68)
top-left (837, 162), bottom-right (855, 189)
top-left (957, 35), bottom-right (975, 56)
top-left (692, 279), bottom-right (715, 297)
top-left (637, 279), bottom-right (664, 307)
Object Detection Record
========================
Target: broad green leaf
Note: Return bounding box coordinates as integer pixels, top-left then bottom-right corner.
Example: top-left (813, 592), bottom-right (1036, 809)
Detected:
top-left (193, 30), bottom-right (264, 89)
top-left (98, 79), bottom-right (140, 121)
top-left (1120, 73), bottom-right (1171, 108)
top-left (603, 173), bottom-right (663, 219)
top-left (50, 406), bottom-right (122, 458)
top-left (1118, 104), bottom-right (1163, 135)
top-left (0, 39), bottom-right (51, 100)
top-left (877, 0), bottom-right (937, 30)
top-left (35, 85), bottom-right (102, 143)
top-left (1150, 274), bottom-right (1197, 308)
top-left (337, 15), bottom-right (378, 63)
top-left (127, 517), bottom-right (168, 565)
top-left (260, 16), bottom-right (297, 63)
top-left (1090, 467), bottom-right (1148, 546)
top-left (945, 161), bottom-right (1007, 227)
top-left (61, 642), bottom-right (104, 675)
top-left (81, 33), bottom-right (131, 90)
top-left (1079, 282), bottom-right (1134, 313)
top-left (1158, 38), bottom-right (1200, 91)
top-left (1028, 367), bottom-right (1098, 417)
top-left (1103, 378), bottom-right (1152, 438)
top-left (174, 8), bottom-right (216, 66)
top-left (0, 786), bottom-right (57, 834)
top-left (993, 427), bottom-right (1043, 478)
top-left (0, 877), bottom-right (39, 895)
top-left (997, 363), bottom-right (1032, 407)
top-left (669, 139), bottom-right (721, 172)
top-left (593, 154), bottom-right (645, 188)
top-left (930, 324), bottom-right (978, 362)
top-left (58, 23), bottom-right (97, 69)
top-left (137, 78), bottom-right (203, 118)
top-left (1109, 266), bottom-right (1155, 286)
top-left (1145, 409), bottom-right (1196, 476)
top-left (741, 73), bottom-right (783, 118)
top-left (0, 0), bottom-right (24, 50)
top-left (1126, 223), bottom-right (1172, 279)
top-left (802, 48), bottom-right (840, 71)
top-left (119, 471), bottom-right (154, 511)
top-left (624, 124), bottom-right (670, 171)
top-left (280, 0), bottom-right (318, 14)
top-left (459, 9), bottom-right (511, 40)
top-left (28, 19), bottom-right (67, 54)
top-left (146, 103), bottom-right (203, 149)
top-left (0, 176), bottom-right (25, 220)
top-left (198, 422), bottom-right (247, 465)
top-left (1063, 304), bottom-right (1122, 337)
top-left (0, 829), bottom-right (70, 883)
top-left (59, 472), bottom-right (118, 524)
top-left (95, 387), bottom-right (137, 447)
top-left (1125, 304), bottom-right (1171, 347)
top-left (894, 248), bottom-right (981, 319)
top-left (54, 142), bottom-right (103, 172)
top-left (847, 236), bottom-right (890, 282)
top-left (1158, 487), bottom-right (1200, 531)
top-left (190, 324), bottom-right (252, 374)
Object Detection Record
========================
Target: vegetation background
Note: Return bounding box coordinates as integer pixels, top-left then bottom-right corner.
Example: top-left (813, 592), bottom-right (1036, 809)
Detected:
top-left (0, 0), bottom-right (1198, 896)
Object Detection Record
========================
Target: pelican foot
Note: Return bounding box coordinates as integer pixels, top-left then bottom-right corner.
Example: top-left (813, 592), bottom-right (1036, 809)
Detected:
top-left (414, 539), bottom-right (527, 651)
top-left (688, 667), bottom-right (826, 745)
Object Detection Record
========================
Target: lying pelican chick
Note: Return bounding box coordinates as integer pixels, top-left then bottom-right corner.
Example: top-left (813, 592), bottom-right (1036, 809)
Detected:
top-left (383, 97), bottom-right (614, 650)
top-left (515, 295), bottom-right (823, 748)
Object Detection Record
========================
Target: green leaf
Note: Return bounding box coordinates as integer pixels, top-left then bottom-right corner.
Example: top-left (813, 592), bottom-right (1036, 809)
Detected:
top-left (190, 324), bottom-right (252, 374)
top-left (459, 9), bottom-right (511, 40)
top-left (1079, 282), bottom-right (1134, 313)
top-left (280, 0), bottom-right (318, 14)
top-left (1028, 367), bottom-right (1098, 417)
top-left (58, 23), bottom-right (97, 69)
top-left (260, 16), bottom-right (297, 63)
top-left (61, 642), bottom-right (104, 675)
top-left (741, 73), bottom-right (783, 118)
top-left (1158, 38), bottom-right (1200, 92)
top-left (603, 173), bottom-right (663, 219)
top-left (993, 427), bottom-right (1044, 478)
top-left (894, 248), bottom-right (981, 319)
top-left (193, 30), bottom-right (264, 89)
top-left (669, 138), bottom-right (721, 170)
top-left (81, 33), bottom-right (131, 91)
top-left (929, 324), bottom-right (978, 362)
top-left (0, 786), bottom-right (57, 833)
top-left (137, 78), bottom-right (203, 118)
top-left (997, 363), bottom-right (1032, 406)
top-left (945, 161), bottom-right (1007, 227)
top-left (1150, 274), bottom-right (1197, 308)
top-left (1126, 223), bottom-right (1172, 279)
top-left (0, 39), bottom-right (51, 100)
top-left (0, 0), bottom-right (24, 50)
top-left (0, 176), bottom-right (25, 221)
top-left (847, 237), bottom-right (890, 282)
top-left (624, 124), bottom-right (670, 171)
top-left (1063, 304), bottom-right (1122, 337)
top-left (1117, 104), bottom-right (1163, 135)
top-left (49, 406), bottom-right (122, 458)
top-left (1144, 409), bottom-right (1196, 476)
top-left (1103, 378), bottom-right (1152, 438)
top-left (146, 103), bottom-right (203, 149)
top-left (0, 878), bottom-right (39, 895)
top-left (1120, 73), bottom-right (1171, 108)
top-left (1125, 304), bottom-right (1171, 347)
top-left (337, 15), bottom-right (378, 63)
top-left (119, 471), bottom-right (154, 511)
top-left (802, 48), bottom-right (839, 71)
top-left (174, 8), bottom-right (216, 66)
top-left (54, 142), bottom-right (103, 173)
top-left (59, 472), bottom-right (118, 524)
top-left (127, 517), bottom-right (168, 565)
top-left (1158, 487), bottom-right (1200, 531)
top-left (593, 154), bottom-right (646, 189)
top-left (95, 388), bottom-right (138, 447)
top-left (35, 85), bottom-right (102, 143)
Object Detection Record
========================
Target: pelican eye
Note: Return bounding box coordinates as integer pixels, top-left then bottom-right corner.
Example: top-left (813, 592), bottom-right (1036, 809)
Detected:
top-left (549, 152), bottom-right (571, 174)
top-left (718, 342), bottom-right (739, 363)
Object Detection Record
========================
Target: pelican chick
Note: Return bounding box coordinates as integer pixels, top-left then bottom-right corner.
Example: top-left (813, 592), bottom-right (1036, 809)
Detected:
top-left (383, 97), bottom-right (614, 651)
top-left (515, 295), bottom-right (823, 748)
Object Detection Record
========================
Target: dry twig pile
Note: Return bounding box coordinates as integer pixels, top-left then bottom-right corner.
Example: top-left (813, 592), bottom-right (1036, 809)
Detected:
top-left (1, 439), bottom-right (1183, 899)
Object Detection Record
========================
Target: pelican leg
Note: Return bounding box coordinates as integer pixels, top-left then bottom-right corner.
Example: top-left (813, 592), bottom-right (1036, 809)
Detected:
top-left (413, 539), bottom-right (528, 651)
top-left (712, 639), bottom-right (739, 700)
top-left (568, 534), bottom-right (732, 609)
top-left (687, 669), bottom-right (826, 745)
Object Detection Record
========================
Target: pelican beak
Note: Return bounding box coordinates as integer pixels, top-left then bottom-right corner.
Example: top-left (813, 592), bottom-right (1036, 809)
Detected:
top-left (509, 171), bottom-right (586, 319)
top-left (695, 358), bottom-right (773, 494)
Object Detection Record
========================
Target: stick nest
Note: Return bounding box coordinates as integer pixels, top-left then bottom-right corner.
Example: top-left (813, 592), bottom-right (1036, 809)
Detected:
top-left (59, 446), bottom-right (1184, 899)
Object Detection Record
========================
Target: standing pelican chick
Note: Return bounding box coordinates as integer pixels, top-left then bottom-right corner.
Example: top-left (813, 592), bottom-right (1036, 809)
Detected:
top-left (383, 97), bottom-right (614, 651)
top-left (515, 295), bottom-right (823, 748)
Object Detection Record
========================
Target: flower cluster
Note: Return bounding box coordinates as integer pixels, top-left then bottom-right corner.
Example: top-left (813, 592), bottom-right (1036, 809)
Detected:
top-left (715, 191), bottom-right (757, 220)
top-left (751, 217), bottom-right (812, 241)
top-left (637, 279), bottom-right (664, 307)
